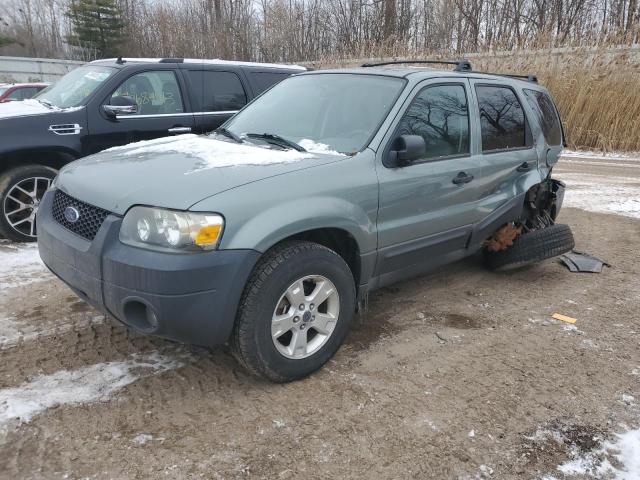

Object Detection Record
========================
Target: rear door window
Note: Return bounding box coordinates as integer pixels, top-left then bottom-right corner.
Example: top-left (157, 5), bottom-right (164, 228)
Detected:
top-left (186, 70), bottom-right (247, 112)
top-left (395, 83), bottom-right (470, 161)
top-left (523, 89), bottom-right (562, 146)
top-left (475, 85), bottom-right (531, 152)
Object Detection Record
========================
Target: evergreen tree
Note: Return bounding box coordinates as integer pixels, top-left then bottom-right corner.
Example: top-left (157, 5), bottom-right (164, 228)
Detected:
top-left (0, 36), bottom-right (14, 48)
top-left (66, 0), bottom-right (126, 59)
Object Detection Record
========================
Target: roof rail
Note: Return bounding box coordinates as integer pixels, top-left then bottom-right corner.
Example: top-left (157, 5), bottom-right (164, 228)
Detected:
top-left (159, 58), bottom-right (184, 63)
top-left (361, 59), bottom-right (472, 72)
top-left (360, 59), bottom-right (538, 83)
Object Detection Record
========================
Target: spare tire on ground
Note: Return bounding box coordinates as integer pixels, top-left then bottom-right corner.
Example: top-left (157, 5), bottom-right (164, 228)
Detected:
top-left (484, 224), bottom-right (575, 271)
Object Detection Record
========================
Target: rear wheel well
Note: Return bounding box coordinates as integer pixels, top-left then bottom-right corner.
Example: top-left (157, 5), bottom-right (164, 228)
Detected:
top-left (276, 228), bottom-right (361, 287)
top-left (0, 150), bottom-right (76, 176)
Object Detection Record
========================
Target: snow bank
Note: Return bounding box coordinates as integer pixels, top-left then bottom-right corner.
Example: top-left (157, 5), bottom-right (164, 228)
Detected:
top-left (105, 134), bottom-right (317, 171)
top-left (0, 351), bottom-right (184, 429)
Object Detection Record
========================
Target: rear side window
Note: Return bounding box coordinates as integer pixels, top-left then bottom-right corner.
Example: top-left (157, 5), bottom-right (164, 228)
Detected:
top-left (187, 70), bottom-right (247, 112)
top-left (476, 85), bottom-right (530, 152)
top-left (395, 84), bottom-right (470, 161)
top-left (523, 89), bottom-right (562, 146)
top-left (249, 72), bottom-right (291, 94)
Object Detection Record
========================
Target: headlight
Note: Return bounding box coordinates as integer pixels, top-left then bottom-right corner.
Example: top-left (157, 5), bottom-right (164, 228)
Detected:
top-left (120, 206), bottom-right (224, 252)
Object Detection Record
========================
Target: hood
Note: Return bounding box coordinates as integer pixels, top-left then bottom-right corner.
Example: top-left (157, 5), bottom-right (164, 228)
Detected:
top-left (0, 99), bottom-right (82, 119)
top-left (56, 134), bottom-right (346, 214)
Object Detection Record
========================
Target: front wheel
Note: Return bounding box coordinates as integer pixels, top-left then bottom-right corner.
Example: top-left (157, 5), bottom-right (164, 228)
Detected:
top-left (231, 241), bottom-right (356, 382)
top-left (0, 165), bottom-right (57, 242)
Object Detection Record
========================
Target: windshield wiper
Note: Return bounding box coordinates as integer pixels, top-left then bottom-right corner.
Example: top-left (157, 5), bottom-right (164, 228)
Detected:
top-left (214, 127), bottom-right (243, 143)
top-left (36, 98), bottom-right (55, 109)
top-left (245, 133), bottom-right (306, 152)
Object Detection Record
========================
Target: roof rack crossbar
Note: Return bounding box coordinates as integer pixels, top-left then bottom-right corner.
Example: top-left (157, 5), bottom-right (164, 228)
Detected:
top-left (361, 59), bottom-right (472, 72)
top-left (474, 71), bottom-right (538, 83)
top-left (159, 58), bottom-right (184, 63)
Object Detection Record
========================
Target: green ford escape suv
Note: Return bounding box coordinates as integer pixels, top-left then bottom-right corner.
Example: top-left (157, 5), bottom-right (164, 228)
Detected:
top-left (37, 60), bottom-right (574, 382)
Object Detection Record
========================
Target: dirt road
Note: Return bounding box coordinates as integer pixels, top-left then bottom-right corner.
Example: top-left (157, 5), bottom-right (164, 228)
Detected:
top-left (0, 153), bottom-right (639, 479)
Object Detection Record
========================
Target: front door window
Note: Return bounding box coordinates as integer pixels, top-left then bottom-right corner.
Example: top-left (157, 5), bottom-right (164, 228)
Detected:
top-left (111, 71), bottom-right (184, 115)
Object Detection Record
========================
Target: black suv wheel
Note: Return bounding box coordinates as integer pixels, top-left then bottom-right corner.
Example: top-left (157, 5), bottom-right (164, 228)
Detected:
top-left (232, 241), bottom-right (356, 382)
top-left (0, 165), bottom-right (57, 242)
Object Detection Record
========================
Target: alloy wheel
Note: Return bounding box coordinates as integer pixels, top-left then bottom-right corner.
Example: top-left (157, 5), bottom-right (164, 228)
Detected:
top-left (271, 275), bottom-right (340, 359)
top-left (3, 176), bottom-right (52, 239)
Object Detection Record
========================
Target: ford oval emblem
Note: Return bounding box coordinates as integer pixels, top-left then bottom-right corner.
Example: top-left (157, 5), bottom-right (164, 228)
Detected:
top-left (64, 206), bottom-right (80, 223)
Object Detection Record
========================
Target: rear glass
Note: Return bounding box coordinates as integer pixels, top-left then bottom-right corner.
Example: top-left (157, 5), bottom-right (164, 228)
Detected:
top-left (523, 89), bottom-right (562, 146)
top-left (249, 72), bottom-right (291, 94)
top-left (476, 85), bottom-right (530, 152)
top-left (187, 70), bottom-right (247, 112)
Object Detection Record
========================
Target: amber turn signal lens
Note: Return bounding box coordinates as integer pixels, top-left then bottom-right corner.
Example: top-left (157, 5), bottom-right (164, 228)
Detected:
top-left (195, 224), bottom-right (222, 246)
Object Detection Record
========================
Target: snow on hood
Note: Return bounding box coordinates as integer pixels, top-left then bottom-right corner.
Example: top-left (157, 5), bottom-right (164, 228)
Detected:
top-left (0, 99), bottom-right (82, 119)
top-left (105, 134), bottom-right (343, 173)
top-left (298, 138), bottom-right (346, 156)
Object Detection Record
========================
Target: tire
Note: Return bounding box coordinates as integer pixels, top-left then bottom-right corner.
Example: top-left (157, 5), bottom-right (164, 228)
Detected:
top-left (484, 224), bottom-right (575, 271)
top-left (231, 240), bottom-right (356, 382)
top-left (0, 165), bottom-right (57, 242)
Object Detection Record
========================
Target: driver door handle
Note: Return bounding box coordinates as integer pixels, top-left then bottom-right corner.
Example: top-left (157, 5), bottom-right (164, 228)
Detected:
top-left (452, 172), bottom-right (474, 185)
top-left (168, 126), bottom-right (191, 134)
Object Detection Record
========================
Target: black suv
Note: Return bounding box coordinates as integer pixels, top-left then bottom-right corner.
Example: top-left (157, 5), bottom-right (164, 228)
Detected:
top-left (0, 58), bottom-right (305, 242)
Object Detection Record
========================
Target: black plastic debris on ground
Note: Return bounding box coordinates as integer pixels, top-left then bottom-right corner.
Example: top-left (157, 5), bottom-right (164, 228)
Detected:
top-left (559, 250), bottom-right (611, 273)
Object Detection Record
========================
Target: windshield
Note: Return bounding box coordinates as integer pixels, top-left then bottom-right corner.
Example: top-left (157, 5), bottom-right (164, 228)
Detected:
top-left (224, 74), bottom-right (405, 154)
top-left (0, 87), bottom-right (7, 96)
top-left (35, 65), bottom-right (115, 108)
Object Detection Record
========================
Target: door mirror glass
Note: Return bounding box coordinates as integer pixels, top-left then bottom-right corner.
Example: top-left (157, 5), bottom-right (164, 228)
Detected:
top-left (387, 135), bottom-right (426, 167)
top-left (103, 96), bottom-right (139, 118)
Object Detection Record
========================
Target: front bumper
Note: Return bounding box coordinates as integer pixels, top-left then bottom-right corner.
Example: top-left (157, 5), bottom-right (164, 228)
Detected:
top-left (37, 190), bottom-right (260, 346)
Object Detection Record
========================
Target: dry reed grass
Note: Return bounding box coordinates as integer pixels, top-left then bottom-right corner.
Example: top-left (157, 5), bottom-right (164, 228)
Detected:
top-left (307, 45), bottom-right (640, 152)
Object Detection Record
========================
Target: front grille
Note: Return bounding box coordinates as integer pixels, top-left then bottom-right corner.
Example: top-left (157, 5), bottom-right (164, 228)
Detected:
top-left (51, 190), bottom-right (110, 241)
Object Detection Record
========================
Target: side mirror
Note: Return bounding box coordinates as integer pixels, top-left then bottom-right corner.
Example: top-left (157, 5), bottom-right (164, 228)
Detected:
top-left (386, 135), bottom-right (426, 167)
top-left (103, 96), bottom-right (138, 119)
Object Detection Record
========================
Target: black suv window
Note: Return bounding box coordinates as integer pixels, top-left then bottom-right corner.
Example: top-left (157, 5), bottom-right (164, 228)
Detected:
top-left (396, 84), bottom-right (470, 161)
top-left (249, 72), bottom-right (290, 93)
top-left (523, 89), bottom-right (562, 146)
top-left (111, 71), bottom-right (184, 115)
top-left (476, 85), bottom-right (530, 152)
top-left (187, 70), bottom-right (247, 112)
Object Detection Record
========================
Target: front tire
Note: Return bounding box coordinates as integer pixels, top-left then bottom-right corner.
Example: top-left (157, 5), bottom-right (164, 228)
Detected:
top-left (231, 241), bottom-right (356, 382)
top-left (0, 165), bottom-right (57, 242)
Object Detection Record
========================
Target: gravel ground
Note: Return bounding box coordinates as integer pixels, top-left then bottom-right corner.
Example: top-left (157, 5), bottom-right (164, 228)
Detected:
top-left (0, 154), bottom-right (639, 479)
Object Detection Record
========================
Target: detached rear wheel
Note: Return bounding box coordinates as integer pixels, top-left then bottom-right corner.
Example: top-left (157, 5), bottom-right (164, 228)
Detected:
top-left (232, 241), bottom-right (356, 382)
top-left (0, 165), bottom-right (57, 242)
top-left (484, 223), bottom-right (575, 271)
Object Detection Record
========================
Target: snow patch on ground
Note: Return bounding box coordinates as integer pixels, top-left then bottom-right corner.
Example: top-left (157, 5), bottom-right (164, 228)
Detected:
top-left (0, 351), bottom-right (185, 429)
top-left (0, 241), bottom-right (50, 289)
top-left (562, 150), bottom-right (640, 162)
top-left (556, 173), bottom-right (640, 219)
top-left (553, 428), bottom-right (640, 479)
top-left (105, 134), bottom-right (320, 171)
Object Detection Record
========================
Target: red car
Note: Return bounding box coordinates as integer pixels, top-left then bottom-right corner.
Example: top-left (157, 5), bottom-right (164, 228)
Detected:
top-left (0, 83), bottom-right (49, 103)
